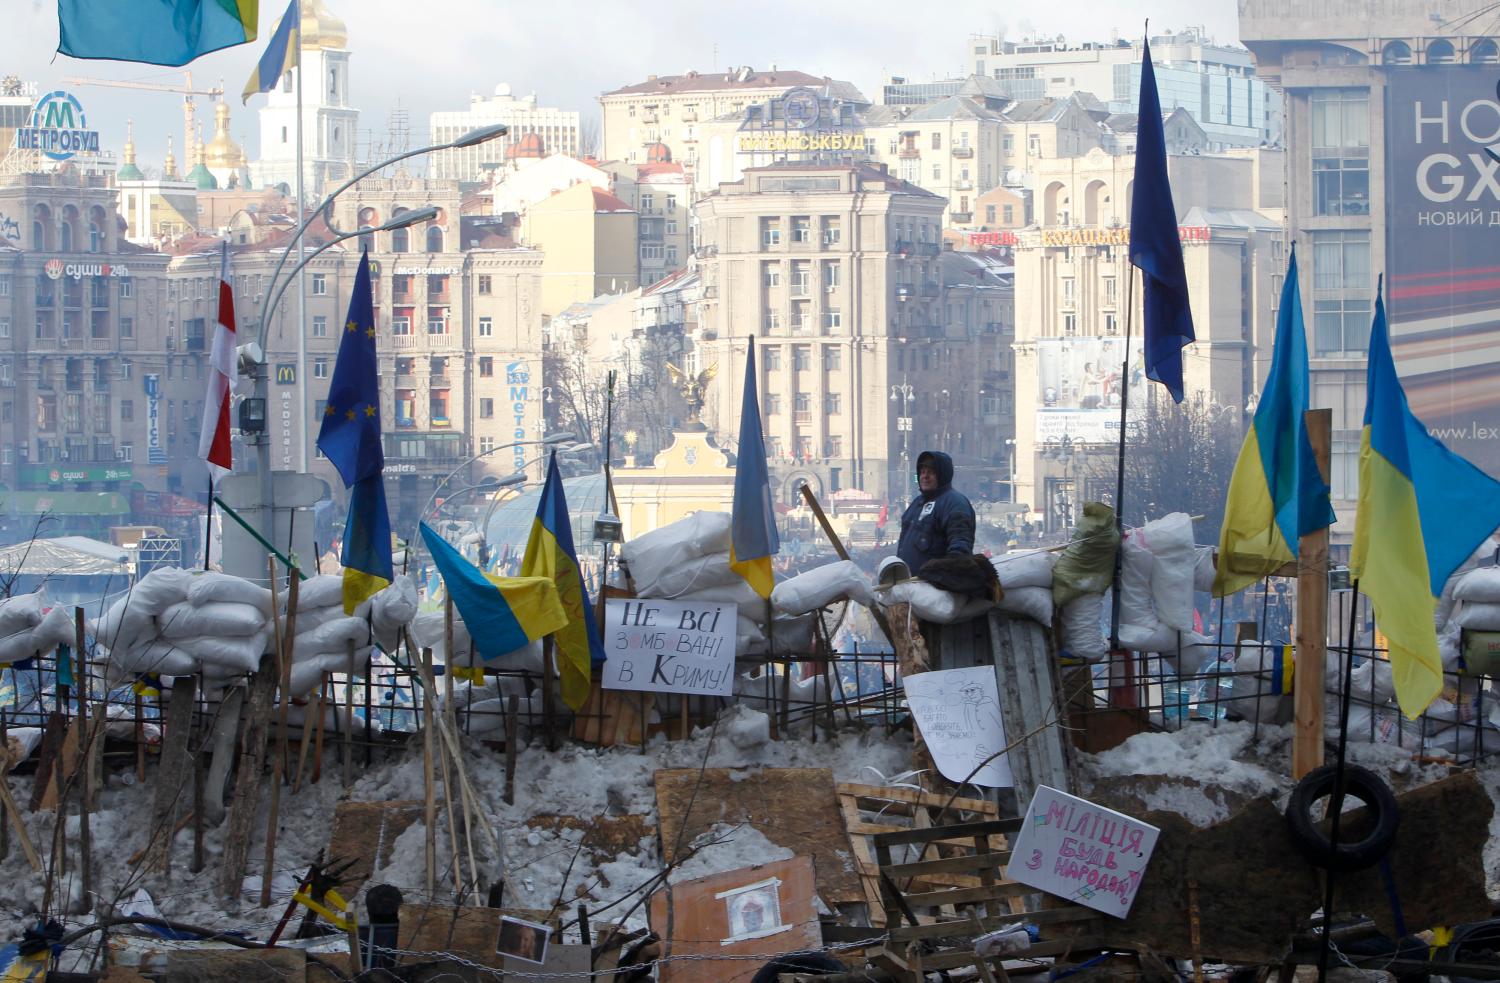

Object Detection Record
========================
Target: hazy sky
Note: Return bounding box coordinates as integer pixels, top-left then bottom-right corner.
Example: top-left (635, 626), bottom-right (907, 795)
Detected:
top-left (12, 0), bottom-right (1241, 170)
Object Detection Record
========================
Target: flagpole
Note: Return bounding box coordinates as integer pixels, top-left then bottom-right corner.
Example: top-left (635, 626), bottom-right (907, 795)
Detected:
top-left (294, 2), bottom-right (309, 474)
top-left (1108, 266), bottom-right (1137, 652)
top-left (204, 476), bottom-right (215, 571)
top-left (1316, 578), bottom-right (1362, 980)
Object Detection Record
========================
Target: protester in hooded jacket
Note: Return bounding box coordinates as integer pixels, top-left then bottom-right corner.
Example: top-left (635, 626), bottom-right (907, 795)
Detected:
top-left (895, 450), bottom-right (977, 576)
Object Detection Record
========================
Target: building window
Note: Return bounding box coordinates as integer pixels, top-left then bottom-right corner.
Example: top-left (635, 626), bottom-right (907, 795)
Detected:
top-left (392, 315), bottom-right (412, 335)
top-left (119, 278), bottom-right (133, 299)
top-left (1003, 204), bottom-right (1014, 223)
top-left (641, 193), bottom-right (654, 213)
top-left (426, 227), bottom-right (444, 252)
top-left (666, 219), bottom-right (678, 235)
top-left (642, 244), bottom-right (663, 260)
top-left (1314, 299), bottom-right (1372, 356)
top-left (0, 276), bottom-right (10, 298)
top-left (1062, 278), bottom-right (1075, 307)
top-left (762, 263), bottom-right (781, 288)
top-left (793, 346), bottom-right (811, 371)
top-left (478, 316), bottom-right (493, 337)
top-left (823, 261), bottom-right (840, 289)
top-left (764, 311), bottom-right (781, 331)
top-left (763, 346), bottom-right (782, 371)
top-left (1103, 277), bottom-right (1117, 306)
top-left (480, 398), bottom-right (494, 418)
top-left (118, 316), bottom-right (132, 339)
top-left (823, 346), bottom-right (842, 371)
top-left (792, 216), bottom-right (812, 243)
top-left (825, 435), bottom-right (843, 457)
top-left (665, 193), bottom-right (677, 211)
top-left (478, 436), bottom-right (495, 454)
top-left (821, 216), bottom-right (842, 246)
top-left (313, 358), bottom-right (329, 379)
top-left (931, 132), bottom-right (942, 150)
top-left (761, 218), bottom-right (782, 248)
top-left (1104, 312), bottom-right (1118, 334)
top-left (1310, 89), bottom-right (1370, 216)
top-left (312, 273), bottom-right (327, 296)
top-left (823, 308), bottom-right (842, 330)
top-left (391, 228), bottom-right (409, 253)
top-left (826, 392), bottom-right (842, 415)
top-left (985, 204), bottom-right (997, 224)
top-left (1312, 231), bottom-right (1372, 291)
top-left (932, 164), bottom-right (942, 180)
top-left (427, 308), bottom-right (448, 334)
top-left (121, 399), bottom-right (133, 422)
top-left (479, 356), bottom-right (494, 377)
top-left (312, 315), bottom-right (327, 338)
top-left (1063, 313), bottom-right (1077, 335)
top-left (666, 245), bottom-right (678, 264)
top-left (478, 274), bottom-right (492, 294)
top-left (430, 390), bottom-right (450, 426)
top-left (118, 443), bottom-right (132, 462)
top-left (0, 318), bottom-right (8, 340)
top-left (794, 391), bottom-right (812, 423)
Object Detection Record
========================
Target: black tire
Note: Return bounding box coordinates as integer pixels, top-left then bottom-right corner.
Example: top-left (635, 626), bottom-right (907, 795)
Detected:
top-left (750, 952), bottom-right (846, 983)
top-left (1284, 763), bottom-right (1400, 873)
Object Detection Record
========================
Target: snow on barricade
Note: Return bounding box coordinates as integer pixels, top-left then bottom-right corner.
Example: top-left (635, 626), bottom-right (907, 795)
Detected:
top-left (771, 560), bottom-right (874, 616)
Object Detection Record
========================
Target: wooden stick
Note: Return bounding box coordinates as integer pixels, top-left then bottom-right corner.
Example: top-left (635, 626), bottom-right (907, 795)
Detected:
top-left (293, 689), bottom-right (318, 793)
top-left (145, 675), bottom-right (197, 875)
top-left (541, 637), bottom-right (558, 751)
top-left (420, 646), bottom-right (438, 897)
top-left (134, 693), bottom-right (146, 783)
top-left (1294, 408), bottom-right (1331, 780)
top-left (73, 608), bottom-right (92, 907)
top-left (218, 652), bottom-right (279, 901)
top-left (127, 812), bottom-right (194, 866)
top-left (191, 736), bottom-right (206, 874)
top-left (504, 694), bottom-right (518, 806)
top-left (313, 673), bottom-right (331, 785)
top-left (342, 642), bottom-right (355, 788)
top-left (261, 564), bottom-right (299, 908)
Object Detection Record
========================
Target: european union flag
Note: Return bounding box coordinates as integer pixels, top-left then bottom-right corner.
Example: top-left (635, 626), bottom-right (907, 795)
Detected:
top-left (1128, 37), bottom-right (1195, 403)
top-left (317, 252), bottom-right (391, 613)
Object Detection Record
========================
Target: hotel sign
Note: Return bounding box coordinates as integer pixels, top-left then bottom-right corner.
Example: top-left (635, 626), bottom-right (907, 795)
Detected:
top-left (1036, 226), bottom-right (1211, 247)
top-left (737, 132), bottom-right (870, 153)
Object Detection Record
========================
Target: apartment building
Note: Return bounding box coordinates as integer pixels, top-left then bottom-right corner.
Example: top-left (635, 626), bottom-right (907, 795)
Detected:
top-left (429, 85), bottom-right (581, 185)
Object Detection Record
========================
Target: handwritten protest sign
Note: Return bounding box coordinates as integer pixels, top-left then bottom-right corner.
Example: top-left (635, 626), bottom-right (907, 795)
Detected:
top-left (902, 666), bottom-right (1013, 788)
top-left (1006, 785), bottom-right (1159, 918)
top-left (602, 598), bottom-right (736, 698)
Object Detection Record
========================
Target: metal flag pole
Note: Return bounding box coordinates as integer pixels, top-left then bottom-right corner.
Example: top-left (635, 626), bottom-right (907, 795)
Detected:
top-left (204, 475), bottom-right (215, 571)
top-left (294, 2), bottom-right (309, 473)
top-left (1108, 266), bottom-right (1138, 651)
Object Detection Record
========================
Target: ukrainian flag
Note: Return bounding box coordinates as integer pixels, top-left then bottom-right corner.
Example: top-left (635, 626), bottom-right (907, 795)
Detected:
top-left (1269, 645), bottom-right (1295, 696)
top-left (241, 0), bottom-right (298, 103)
top-left (419, 523), bottom-right (567, 660)
top-left (316, 253), bottom-right (392, 614)
top-left (1351, 280), bottom-right (1500, 717)
top-left (729, 339), bottom-right (779, 598)
top-left (59, 0), bottom-right (258, 67)
top-left (1214, 246), bottom-right (1334, 596)
top-left (521, 453), bottom-right (603, 712)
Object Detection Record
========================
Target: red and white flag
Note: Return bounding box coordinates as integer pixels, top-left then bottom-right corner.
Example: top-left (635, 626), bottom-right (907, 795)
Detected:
top-left (199, 240), bottom-right (236, 475)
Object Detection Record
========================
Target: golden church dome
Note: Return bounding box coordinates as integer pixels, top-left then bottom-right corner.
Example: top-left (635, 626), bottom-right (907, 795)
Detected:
top-left (204, 101), bottom-right (246, 169)
top-left (300, 0), bottom-right (348, 51)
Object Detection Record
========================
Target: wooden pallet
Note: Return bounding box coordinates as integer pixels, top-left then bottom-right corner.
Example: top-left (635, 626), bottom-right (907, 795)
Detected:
top-left (870, 817), bottom-right (1106, 982)
top-left (835, 781), bottom-right (1001, 927)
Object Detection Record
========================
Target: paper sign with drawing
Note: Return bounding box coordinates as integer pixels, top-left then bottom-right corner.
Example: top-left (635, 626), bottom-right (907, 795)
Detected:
top-left (902, 666), bottom-right (1014, 788)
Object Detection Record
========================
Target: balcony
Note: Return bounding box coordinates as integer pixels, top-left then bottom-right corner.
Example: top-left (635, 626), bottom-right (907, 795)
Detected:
top-left (429, 374), bottom-right (451, 388)
top-left (898, 147), bottom-right (920, 159)
top-left (954, 180), bottom-right (974, 191)
top-left (952, 146), bottom-right (974, 159)
top-left (920, 281), bottom-right (941, 298)
top-left (950, 211), bottom-right (973, 224)
top-left (391, 334), bottom-right (417, 349)
top-left (895, 285), bottom-right (912, 302)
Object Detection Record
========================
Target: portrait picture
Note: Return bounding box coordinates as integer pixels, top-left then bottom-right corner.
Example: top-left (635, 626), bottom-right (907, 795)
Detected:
top-left (496, 915), bottom-right (551, 966)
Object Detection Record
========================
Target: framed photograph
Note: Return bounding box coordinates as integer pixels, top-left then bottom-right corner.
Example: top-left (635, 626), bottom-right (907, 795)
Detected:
top-left (496, 915), bottom-right (551, 966)
top-left (716, 877), bottom-right (790, 944)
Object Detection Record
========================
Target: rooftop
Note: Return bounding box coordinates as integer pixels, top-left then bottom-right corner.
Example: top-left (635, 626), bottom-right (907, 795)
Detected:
top-left (604, 69), bottom-right (867, 105)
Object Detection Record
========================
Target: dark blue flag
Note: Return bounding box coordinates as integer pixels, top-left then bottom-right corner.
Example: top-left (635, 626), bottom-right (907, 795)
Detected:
top-left (1128, 37), bottom-right (1194, 403)
top-left (316, 251), bottom-right (390, 612)
top-left (317, 252), bottom-right (383, 485)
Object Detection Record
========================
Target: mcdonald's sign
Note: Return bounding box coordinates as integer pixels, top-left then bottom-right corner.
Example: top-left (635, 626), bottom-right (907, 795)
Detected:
top-left (275, 363), bottom-right (297, 385)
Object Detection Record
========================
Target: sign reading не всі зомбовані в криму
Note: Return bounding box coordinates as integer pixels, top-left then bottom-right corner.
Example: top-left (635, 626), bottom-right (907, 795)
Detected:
top-left (601, 598), bottom-right (736, 698)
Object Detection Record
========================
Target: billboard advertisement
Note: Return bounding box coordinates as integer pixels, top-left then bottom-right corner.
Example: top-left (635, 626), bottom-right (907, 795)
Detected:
top-left (1386, 67), bottom-right (1500, 476)
top-left (1034, 337), bottom-right (1144, 444)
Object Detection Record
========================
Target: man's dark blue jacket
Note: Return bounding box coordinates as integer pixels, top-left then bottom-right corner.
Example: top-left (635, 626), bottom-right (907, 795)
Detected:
top-left (896, 450), bottom-right (976, 575)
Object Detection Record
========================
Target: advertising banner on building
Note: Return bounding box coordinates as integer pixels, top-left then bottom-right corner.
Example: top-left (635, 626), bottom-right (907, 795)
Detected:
top-left (1034, 337), bottom-right (1144, 444)
top-left (1386, 67), bottom-right (1500, 477)
top-left (144, 373), bottom-right (167, 465)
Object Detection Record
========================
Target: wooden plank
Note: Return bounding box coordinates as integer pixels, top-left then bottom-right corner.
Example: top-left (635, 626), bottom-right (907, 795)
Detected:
top-left (648, 855), bottom-right (820, 983)
top-left (145, 675), bottom-right (197, 874)
top-left (396, 904), bottom-right (556, 971)
top-left (217, 653), bottom-right (279, 901)
top-left (29, 711), bottom-right (67, 812)
top-left (1294, 408), bottom-right (1331, 779)
top-left (882, 850), bottom-right (1012, 878)
top-left (837, 782), bottom-right (997, 814)
top-left (873, 819), bottom-right (1023, 847)
top-left (325, 800), bottom-right (426, 894)
top-left (888, 906), bottom-right (1099, 942)
top-left (656, 767), bottom-right (862, 904)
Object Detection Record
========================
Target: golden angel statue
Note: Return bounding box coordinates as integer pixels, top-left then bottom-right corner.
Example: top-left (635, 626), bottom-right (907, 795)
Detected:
top-left (665, 361), bottom-right (718, 427)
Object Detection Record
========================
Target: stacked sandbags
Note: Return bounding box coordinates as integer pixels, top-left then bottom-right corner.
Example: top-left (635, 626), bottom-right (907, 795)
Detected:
top-left (278, 575), bottom-right (372, 698)
top-left (771, 560), bottom-right (874, 616)
top-left (1116, 513), bottom-right (1207, 656)
top-left (883, 579), bottom-right (992, 625)
top-left (0, 594), bottom-right (78, 665)
top-left (621, 511), bottom-right (745, 600)
top-left (991, 550), bottom-right (1056, 625)
top-left (1052, 504), bottom-right (1120, 662)
top-left (95, 567), bottom-right (200, 678)
top-left (163, 572), bottom-right (273, 679)
top-left (408, 609), bottom-right (545, 677)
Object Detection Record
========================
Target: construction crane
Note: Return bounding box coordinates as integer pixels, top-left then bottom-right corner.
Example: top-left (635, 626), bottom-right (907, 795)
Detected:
top-left (63, 72), bottom-right (224, 166)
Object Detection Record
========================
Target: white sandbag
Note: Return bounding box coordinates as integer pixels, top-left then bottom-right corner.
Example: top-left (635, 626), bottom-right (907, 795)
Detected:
top-left (1440, 623), bottom-right (1464, 671)
top-left (772, 560), bottom-right (874, 616)
top-left (734, 666), bottom-right (827, 713)
top-left (158, 601), bottom-right (265, 640)
top-left (621, 516), bottom-right (738, 600)
top-left (737, 615), bottom-right (766, 654)
top-left (285, 603), bottom-right (351, 636)
top-left (991, 550), bottom-right (1056, 589)
top-left (175, 628), bottom-right (271, 675)
top-left (1140, 512), bottom-right (1196, 631)
top-left (678, 579), bottom-right (763, 614)
top-left (293, 575), bottom-right (347, 612)
top-left (1193, 547), bottom-right (1216, 593)
top-left (736, 613), bottom-right (816, 655)
top-left (1118, 535), bottom-right (1156, 630)
top-left (1349, 658), bottom-right (1396, 705)
top-left (1453, 566), bottom-right (1500, 603)
top-left (370, 575), bottom-right (418, 636)
top-left (637, 550), bottom-right (744, 599)
top-left (1119, 623), bottom-right (1207, 655)
top-left (996, 586), bottom-right (1053, 625)
top-left (291, 617), bottom-right (369, 662)
top-left (0, 628), bottom-right (54, 664)
top-left (1456, 601), bottom-right (1500, 631)
top-left (114, 640), bottom-right (197, 677)
top-left (1224, 642), bottom-right (1291, 724)
top-left (1059, 593), bottom-right (1108, 662)
top-left (1330, 704), bottom-right (1423, 750)
top-left (453, 639), bottom-right (544, 674)
top-left (124, 567), bottom-right (196, 616)
top-left (886, 580), bottom-right (992, 625)
top-left (34, 605), bottom-right (77, 651)
top-left (286, 653), bottom-right (346, 698)
top-left (185, 572), bottom-right (272, 613)
top-left (0, 594), bottom-right (43, 637)
top-left (1424, 722), bottom-right (1500, 756)
top-left (94, 600), bottom-right (153, 656)
top-left (410, 610), bottom-right (461, 651)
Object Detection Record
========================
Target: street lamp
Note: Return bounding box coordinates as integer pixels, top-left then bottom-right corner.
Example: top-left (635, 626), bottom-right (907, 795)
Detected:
top-left (890, 379), bottom-right (914, 497)
top-left (415, 432), bottom-right (574, 537)
top-left (234, 124), bottom-right (510, 578)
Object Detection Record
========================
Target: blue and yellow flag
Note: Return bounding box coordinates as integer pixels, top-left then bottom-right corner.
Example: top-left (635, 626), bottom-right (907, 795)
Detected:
top-left (1128, 37), bottom-right (1194, 403)
top-left (730, 339), bottom-right (779, 598)
top-left (419, 523), bottom-right (567, 659)
top-left (241, 0), bottom-right (298, 103)
top-left (59, 0), bottom-right (258, 67)
top-left (1351, 280), bottom-right (1500, 717)
top-left (317, 252), bottom-right (391, 614)
top-left (1214, 246), bottom-right (1334, 596)
top-left (520, 453), bottom-right (603, 712)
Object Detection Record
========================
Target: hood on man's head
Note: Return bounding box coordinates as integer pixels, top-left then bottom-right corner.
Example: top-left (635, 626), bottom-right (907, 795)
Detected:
top-left (915, 450), bottom-right (954, 489)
